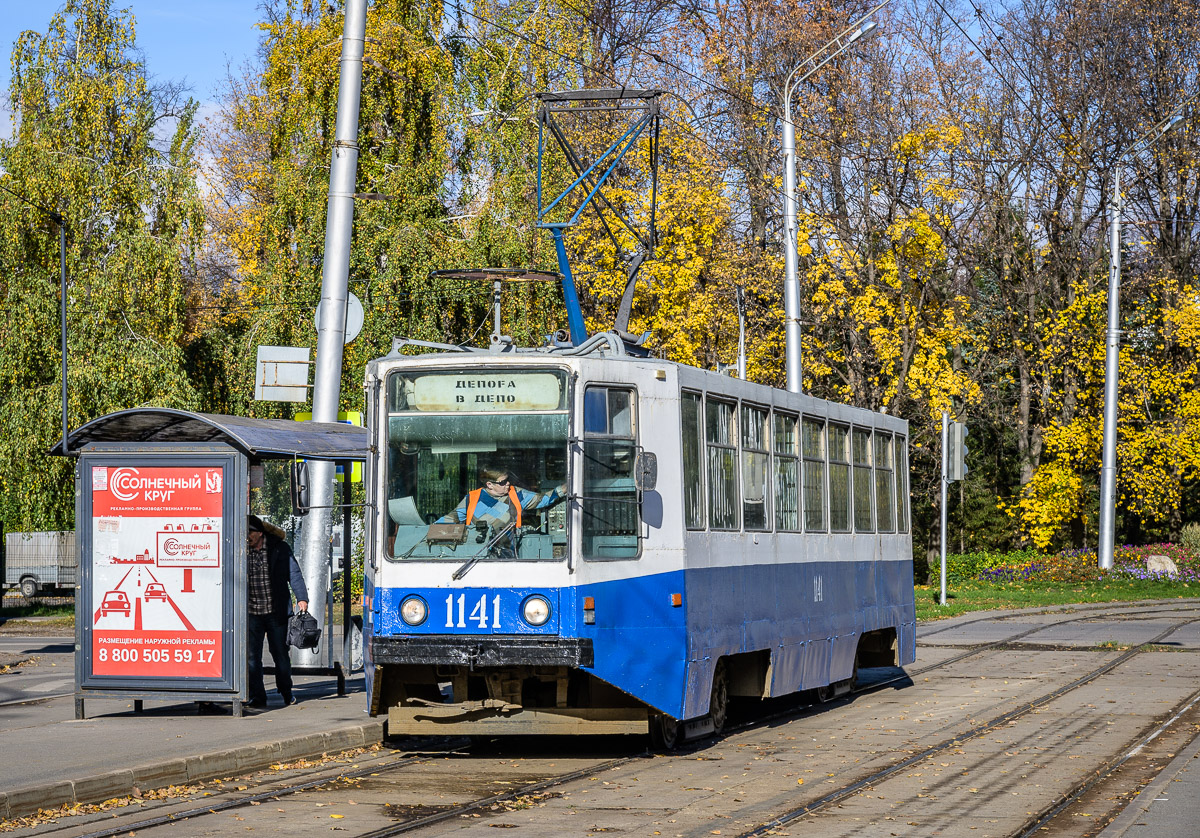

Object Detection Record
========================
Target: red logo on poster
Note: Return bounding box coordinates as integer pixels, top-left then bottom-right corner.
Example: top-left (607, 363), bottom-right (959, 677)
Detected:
top-left (93, 466), bottom-right (223, 517)
top-left (157, 531), bottom-right (220, 567)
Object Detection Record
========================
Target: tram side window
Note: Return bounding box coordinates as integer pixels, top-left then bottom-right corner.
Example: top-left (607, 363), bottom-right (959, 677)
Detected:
top-left (801, 417), bottom-right (826, 532)
top-left (875, 432), bottom-right (895, 532)
top-left (682, 392), bottom-right (705, 529)
top-left (582, 386), bottom-right (640, 558)
top-left (775, 413), bottom-right (800, 532)
top-left (706, 399), bottom-right (740, 530)
top-left (895, 436), bottom-right (910, 533)
top-left (742, 405), bottom-right (770, 531)
top-left (852, 427), bottom-right (874, 532)
top-left (828, 424), bottom-right (851, 532)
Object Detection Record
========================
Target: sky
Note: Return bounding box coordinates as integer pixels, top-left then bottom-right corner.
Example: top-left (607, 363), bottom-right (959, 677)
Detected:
top-left (0, 1), bottom-right (266, 138)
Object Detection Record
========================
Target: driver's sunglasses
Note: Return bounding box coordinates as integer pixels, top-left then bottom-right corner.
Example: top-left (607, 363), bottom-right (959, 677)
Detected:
top-left (490, 478), bottom-right (511, 486)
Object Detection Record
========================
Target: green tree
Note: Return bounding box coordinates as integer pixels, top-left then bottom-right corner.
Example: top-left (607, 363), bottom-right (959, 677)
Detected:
top-left (200, 0), bottom-right (580, 418)
top-left (0, 0), bottom-right (203, 530)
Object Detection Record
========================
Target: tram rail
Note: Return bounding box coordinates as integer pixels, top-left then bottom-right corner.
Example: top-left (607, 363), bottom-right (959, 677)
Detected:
top-left (22, 603), bottom-right (1200, 838)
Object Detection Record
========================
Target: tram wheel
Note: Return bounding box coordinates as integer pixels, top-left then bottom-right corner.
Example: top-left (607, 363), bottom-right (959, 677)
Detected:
top-left (708, 660), bottom-right (729, 734)
top-left (815, 684), bottom-right (832, 703)
top-left (649, 714), bottom-right (681, 751)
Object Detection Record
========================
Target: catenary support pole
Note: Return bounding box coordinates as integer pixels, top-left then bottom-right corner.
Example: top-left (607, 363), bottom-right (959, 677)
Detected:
top-left (59, 222), bottom-right (68, 454)
top-left (940, 410), bottom-right (949, 607)
top-left (736, 285), bottom-right (747, 379)
top-left (781, 116), bottom-right (801, 393)
top-left (297, 0), bottom-right (366, 667)
top-left (1098, 169), bottom-right (1122, 571)
top-left (1096, 110), bottom-right (1186, 569)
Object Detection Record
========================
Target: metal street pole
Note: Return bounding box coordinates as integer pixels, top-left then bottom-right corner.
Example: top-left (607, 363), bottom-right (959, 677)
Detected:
top-left (780, 11), bottom-right (883, 394)
top-left (59, 221), bottom-right (67, 454)
top-left (1098, 168), bottom-right (1122, 570)
top-left (736, 285), bottom-right (747, 379)
top-left (1097, 111), bottom-right (1186, 570)
top-left (940, 410), bottom-right (949, 606)
top-left (782, 110), bottom-right (800, 393)
top-left (296, 0), bottom-right (366, 665)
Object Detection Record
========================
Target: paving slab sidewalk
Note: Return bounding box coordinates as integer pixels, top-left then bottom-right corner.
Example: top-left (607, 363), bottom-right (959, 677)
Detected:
top-left (0, 659), bottom-right (381, 820)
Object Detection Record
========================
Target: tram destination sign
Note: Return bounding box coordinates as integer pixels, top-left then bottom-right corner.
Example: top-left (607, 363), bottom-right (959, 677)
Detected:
top-left (409, 372), bottom-right (563, 412)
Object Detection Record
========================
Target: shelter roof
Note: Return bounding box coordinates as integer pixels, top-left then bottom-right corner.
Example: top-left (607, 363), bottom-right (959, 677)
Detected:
top-left (58, 409), bottom-right (368, 461)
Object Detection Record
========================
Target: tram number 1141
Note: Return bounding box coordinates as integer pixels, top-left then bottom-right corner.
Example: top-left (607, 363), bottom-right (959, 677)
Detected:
top-left (445, 593), bottom-right (502, 629)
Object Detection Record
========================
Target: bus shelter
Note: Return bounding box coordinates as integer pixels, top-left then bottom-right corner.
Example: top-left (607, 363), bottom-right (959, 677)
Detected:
top-left (58, 408), bottom-right (368, 718)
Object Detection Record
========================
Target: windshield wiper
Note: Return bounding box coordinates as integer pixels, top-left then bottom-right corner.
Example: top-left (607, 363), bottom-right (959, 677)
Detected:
top-left (451, 522), bottom-right (518, 581)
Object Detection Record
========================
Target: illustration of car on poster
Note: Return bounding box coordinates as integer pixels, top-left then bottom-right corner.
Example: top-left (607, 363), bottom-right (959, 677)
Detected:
top-left (88, 465), bottom-right (227, 679)
top-left (100, 590), bottom-right (130, 617)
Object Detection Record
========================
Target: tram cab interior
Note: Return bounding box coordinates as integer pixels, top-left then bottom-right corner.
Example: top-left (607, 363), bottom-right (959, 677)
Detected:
top-left (382, 367), bottom-right (642, 564)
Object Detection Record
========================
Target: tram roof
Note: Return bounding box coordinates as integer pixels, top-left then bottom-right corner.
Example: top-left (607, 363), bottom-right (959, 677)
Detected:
top-left (56, 408), bottom-right (369, 461)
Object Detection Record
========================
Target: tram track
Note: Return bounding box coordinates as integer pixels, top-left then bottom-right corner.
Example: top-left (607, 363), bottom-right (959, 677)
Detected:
top-left (48, 747), bottom-right (650, 838)
top-left (736, 610), bottom-right (1200, 837)
top-left (860, 601), bottom-right (1200, 700)
top-left (1012, 686), bottom-right (1200, 838)
top-left (23, 603), bottom-right (1200, 838)
top-left (45, 752), bottom-right (433, 838)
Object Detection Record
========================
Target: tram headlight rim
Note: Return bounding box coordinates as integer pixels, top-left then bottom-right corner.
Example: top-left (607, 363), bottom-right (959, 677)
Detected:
top-left (520, 594), bottom-right (552, 627)
top-left (400, 595), bottom-right (428, 626)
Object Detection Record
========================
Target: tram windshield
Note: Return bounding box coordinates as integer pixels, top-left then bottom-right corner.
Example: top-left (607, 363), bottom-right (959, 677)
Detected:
top-left (384, 368), bottom-right (569, 561)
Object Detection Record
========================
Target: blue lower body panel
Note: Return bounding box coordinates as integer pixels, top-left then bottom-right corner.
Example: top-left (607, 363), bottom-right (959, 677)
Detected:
top-left (370, 559), bottom-right (914, 722)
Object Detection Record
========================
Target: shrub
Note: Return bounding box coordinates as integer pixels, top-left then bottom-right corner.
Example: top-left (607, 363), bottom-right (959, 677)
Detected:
top-left (955, 542), bottom-right (1200, 586)
top-left (941, 548), bottom-right (1042, 583)
top-left (1182, 523), bottom-right (1200, 557)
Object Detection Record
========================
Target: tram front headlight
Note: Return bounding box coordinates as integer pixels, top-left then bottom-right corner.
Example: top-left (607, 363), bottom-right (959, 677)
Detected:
top-left (400, 596), bottom-right (428, 626)
top-left (521, 595), bottom-right (552, 627)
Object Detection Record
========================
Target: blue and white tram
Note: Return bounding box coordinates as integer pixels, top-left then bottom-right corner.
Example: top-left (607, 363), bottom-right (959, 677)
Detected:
top-left (363, 341), bottom-right (915, 740)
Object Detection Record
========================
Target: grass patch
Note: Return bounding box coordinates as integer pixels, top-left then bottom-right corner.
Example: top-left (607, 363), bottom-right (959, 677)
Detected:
top-left (0, 601), bottom-right (74, 620)
top-left (916, 578), bottom-right (1198, 622)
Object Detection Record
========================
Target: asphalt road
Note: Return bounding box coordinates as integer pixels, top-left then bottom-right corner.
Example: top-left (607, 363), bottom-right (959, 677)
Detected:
top-left (0, 634), bottom-right (74, 708)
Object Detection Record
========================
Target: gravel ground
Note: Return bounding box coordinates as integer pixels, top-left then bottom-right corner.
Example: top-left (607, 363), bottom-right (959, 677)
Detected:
top-left (0, 620), bottom-right (73, 636)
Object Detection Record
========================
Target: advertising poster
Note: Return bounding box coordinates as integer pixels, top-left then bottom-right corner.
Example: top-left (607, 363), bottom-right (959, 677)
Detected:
top-left (89, 465), bottom-right (225, 679)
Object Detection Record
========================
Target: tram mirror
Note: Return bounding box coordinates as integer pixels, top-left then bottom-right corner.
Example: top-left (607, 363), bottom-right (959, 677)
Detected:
top-left (290, 460), bottom-right (311, 515)
top-left (635, 451), bottom-right (658, 492)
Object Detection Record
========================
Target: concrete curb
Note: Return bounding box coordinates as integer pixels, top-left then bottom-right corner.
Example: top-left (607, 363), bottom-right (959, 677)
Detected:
top-left (0, 719), bottom-right (385, 821)
top-left (1097, 726), bottom-right (1200, 837)
top-left (917, 597), bottom-right (1200, 628)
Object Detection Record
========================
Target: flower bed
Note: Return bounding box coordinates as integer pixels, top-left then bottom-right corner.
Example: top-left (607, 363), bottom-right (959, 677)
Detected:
top-left (947, 543), bottom-right (1200, 585)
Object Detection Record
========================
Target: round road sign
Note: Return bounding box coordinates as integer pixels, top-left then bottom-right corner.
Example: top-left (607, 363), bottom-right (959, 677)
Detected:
top-left (314, 292), bottom-right (364, 344)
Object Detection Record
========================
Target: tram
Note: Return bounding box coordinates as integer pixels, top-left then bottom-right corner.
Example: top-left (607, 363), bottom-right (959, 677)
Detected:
top-left (362, 330), bottom-right (916, 743)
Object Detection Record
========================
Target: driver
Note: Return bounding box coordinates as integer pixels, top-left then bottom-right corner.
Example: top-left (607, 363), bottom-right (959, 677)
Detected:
top-left (440, 467), bottom-right (566, 555)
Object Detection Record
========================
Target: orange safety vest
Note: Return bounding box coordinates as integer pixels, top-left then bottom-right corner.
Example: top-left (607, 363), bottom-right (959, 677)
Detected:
top-left (465, 487), bottom-right (522, 528)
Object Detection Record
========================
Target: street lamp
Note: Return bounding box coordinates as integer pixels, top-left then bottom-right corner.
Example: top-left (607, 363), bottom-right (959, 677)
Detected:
top-left (1098, 111), bottom-right (1186, 569)
top-left (781, 15), bottom-right (881, 393)
top-left (0, 176), bottom-right (69, 454)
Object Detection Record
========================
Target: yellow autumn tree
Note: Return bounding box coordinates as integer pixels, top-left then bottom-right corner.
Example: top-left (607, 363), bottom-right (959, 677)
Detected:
top-left (801, 122), bottom-right (979, 419)
top-left (1012, 277), bottom-right (1200, 548)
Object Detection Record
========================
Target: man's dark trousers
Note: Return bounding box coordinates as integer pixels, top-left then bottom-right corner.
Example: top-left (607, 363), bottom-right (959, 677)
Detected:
top-left (247, 613), bottom-right (292, 704)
